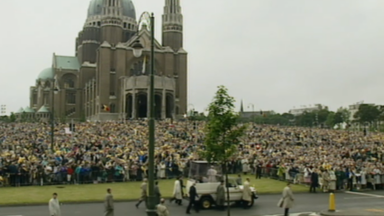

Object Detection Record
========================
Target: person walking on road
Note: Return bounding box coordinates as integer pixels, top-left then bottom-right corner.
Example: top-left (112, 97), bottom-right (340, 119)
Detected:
top-left (279, 182), bottom-right (294, 216)
top-left (170, 176), bottom-right (183, 205)
top-left (104, 188), bottom-right (114, 216)
top-left (155, 181), bottom-right (162, 205)
top-left (216, 180), bottom-right (225, 210)
top-left (186, 182), bottom-right (199, 214)
top-left (136, 178), bottom-right (148, 208)
top-left (48, 192), bottom-right (61, 216)
top-left (242, 178), bottom-right (252, 209)
top-left (156, 198), bottom-right (170, 216)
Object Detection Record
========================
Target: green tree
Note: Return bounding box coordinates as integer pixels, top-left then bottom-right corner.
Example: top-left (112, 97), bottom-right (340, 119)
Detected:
top-left (333, 112), bottom-right (343, 125)
top-left (337, 107), bottom-right (351, 123)
top-left (9, 113), bottom-right (16, 122)
top-left (200, 85), bottom-right (246, 216)
top-left (354, 104), bottom-right (381, 123)
top-left (325, 111), bottom-right (335, 128)
top-left (295, 111), bottom-right (315, 127)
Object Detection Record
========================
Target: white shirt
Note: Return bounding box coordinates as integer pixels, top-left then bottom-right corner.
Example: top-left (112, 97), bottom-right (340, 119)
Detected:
top-left (49, 198), bottom-right (61, 216)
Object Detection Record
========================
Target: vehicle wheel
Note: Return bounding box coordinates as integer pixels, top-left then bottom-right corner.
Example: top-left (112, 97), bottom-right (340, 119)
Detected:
top-left (200, 196), bottom-right (213, 210)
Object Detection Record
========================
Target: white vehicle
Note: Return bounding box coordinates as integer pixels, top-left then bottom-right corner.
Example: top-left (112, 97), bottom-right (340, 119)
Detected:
top-left (185, 161), bottom-right (258, 210)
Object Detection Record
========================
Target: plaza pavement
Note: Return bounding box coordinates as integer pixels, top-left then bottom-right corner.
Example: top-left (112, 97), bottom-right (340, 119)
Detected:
top-left (1, 190), bottom-right (384, 216)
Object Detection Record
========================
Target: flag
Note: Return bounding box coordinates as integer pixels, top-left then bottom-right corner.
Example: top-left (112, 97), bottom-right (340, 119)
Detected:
top-left (64, 128), bottom-right (72, 134)
top-left (142, 55), bottom-right (146, 74)
top-left (54, 75), bottom-right (60, 91)
top-left (102, 104), bottom-right (110, 112)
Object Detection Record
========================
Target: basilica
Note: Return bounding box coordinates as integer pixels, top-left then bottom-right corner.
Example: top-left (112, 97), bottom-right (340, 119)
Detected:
top-left (26, 0), bottom-right (187, 121)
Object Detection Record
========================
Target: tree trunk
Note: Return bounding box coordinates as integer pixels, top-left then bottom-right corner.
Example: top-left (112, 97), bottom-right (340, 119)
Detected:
top-left (224, 163), bottom-right (231, 216)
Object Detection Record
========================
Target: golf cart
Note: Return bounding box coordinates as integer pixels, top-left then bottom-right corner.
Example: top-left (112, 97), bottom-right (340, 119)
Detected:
top-left (185, 160), bottom-right (258, 210)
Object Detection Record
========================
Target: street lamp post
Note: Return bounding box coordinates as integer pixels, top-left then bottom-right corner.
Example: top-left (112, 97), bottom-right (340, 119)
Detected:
top-left (133, 12), bottom-right (157, 216)
top-left (147, 13), bottom-right (156, 216)
top-left (50, 83), bottom-right (59, 153)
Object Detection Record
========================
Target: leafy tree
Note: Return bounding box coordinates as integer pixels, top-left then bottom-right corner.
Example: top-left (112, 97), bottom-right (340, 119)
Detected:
top-left (337, 107), bottom-right (351, 123)
top-left (325, 111), bottom-right (335, 128)
top-left (201, 85), bottom-right (246, 215)
top-left (354, 104), bottom-right (381, 123)
top-left (295, 111), bottom-right (315, 126)
top-left (333, 112), bottom-right (343, 125)
top-left (317, 108), bottom-right (331, 125)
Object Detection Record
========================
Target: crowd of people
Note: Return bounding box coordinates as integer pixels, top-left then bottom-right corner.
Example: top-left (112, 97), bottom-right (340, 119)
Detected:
top-left (0, 120), bottom-right (384, 193)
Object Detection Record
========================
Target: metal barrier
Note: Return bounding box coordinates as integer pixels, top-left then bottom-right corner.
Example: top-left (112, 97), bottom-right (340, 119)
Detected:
top-left (1, 166), bottom-right (381, 189)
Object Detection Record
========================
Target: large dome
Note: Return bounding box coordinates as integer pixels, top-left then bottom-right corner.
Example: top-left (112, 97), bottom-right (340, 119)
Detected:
top-left (87, 0), bottom-right (136, 19)
top-left (37, 68), bottom-right (54, 80)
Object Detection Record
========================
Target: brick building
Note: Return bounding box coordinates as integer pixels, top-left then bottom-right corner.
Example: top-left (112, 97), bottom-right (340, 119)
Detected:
top-left (28, 0), bottom-right (187, 121)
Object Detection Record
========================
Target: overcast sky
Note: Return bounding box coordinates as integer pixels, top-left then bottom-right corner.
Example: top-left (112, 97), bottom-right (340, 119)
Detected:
top-left (1, 0), bottom-right (384, 115)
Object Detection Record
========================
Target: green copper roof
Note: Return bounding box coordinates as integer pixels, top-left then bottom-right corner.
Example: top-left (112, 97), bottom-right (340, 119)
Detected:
top-left (16, 107), bottom-right (24, 113)
top-left (37, 105), bottom-right (50, 113)
top-left (54, 55), bottom-right (80, 71)
top-left (24, 107), bottom-right (35, 113)
top-left (87, 0), bottom-right (136, 19)
top-left (37, 67), bottom-right (54, 80)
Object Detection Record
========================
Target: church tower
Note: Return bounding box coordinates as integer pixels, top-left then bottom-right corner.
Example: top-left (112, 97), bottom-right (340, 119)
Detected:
top-left (100, 0), bottom-right (124, 45)
top-left (162, 0), bottom-right (183, 51)
top-left (76, 0), bottom-right (137, 64)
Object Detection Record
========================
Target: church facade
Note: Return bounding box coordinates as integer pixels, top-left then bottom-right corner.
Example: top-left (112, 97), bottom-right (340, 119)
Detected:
top-left (28, 0), bottom-right (187, 121)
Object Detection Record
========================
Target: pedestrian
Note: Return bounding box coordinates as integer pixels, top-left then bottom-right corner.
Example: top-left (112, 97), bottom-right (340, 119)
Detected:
top-left (236, 174), bottom-right (242, 185)
top-left (156, 198), bottom-right (170, 216)
top-left (216, 180), bottom-right (225, 210)
top-left (207, 166), bottom-right (217, 182)
top-left (170, 177), bottom-right (182, 205)
top-left (48, 192), bottom-right (61, 216)
top-left (135, 178), bottom-right (147, 208)
top-left (310, 169), bottom-right (319, 193)
top-left (328, 168), bottom-right (337, 193)
top-left (277, 182), bottom-right (294, 216)
top-left (241, 178), bottom-right (252, 209)
top-left (155, 181), bottom-right (161, 205)
top-left (255, 162), bottom-right (262, 179)
top-left (186, 182), bottom-right (199, 214)
top-left (104, 188), bottom-right (114, 216)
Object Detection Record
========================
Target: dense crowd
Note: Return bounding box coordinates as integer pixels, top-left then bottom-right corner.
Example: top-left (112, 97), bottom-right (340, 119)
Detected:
top-left (0, 120), bottom-right (384, 192)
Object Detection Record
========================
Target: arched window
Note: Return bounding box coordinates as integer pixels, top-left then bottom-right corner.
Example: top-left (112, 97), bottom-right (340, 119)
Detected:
top-left (64, 78), bottom-right (75, 88)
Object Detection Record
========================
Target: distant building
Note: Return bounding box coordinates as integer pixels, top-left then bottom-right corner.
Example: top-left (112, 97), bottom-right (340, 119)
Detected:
top-left (25, 0), bottom-right (187, 121)
top-left (288, 104), bottom-right (322, 116)
top-left (348, 101), bottom-right (375, 122)
top-left (239, 100), bottom-right (273, 119)
top-left (240, 111), bottom-right (273, 119)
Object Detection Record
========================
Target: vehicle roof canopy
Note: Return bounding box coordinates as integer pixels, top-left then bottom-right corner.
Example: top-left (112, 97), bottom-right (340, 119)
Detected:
top-left (188, 160), bottom-right (222, 180)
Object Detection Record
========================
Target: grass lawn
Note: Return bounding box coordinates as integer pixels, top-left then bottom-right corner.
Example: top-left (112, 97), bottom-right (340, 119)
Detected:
top-left (0, 177), bottom-right (307, 205)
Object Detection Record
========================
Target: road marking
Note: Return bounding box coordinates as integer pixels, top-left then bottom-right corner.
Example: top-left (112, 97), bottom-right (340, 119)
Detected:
top-left (345, 191), bottom-right (384, 198)
top-left (366, 209), bottom-right (384, 212)
top-left (344, 196), bottom-right (381, 199)
top-left (263, 212), bottom-right (319, 216)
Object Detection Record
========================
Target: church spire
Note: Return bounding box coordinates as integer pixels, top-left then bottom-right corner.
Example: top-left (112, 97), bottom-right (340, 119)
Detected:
top-left (162, 0), bottom-right (183, 51)
top-left (240, 99), bottom-right (244, 113)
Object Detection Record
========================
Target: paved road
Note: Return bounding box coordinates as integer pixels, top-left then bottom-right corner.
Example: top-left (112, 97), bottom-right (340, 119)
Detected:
top-left (1, 191), bottom-right (384, 216)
